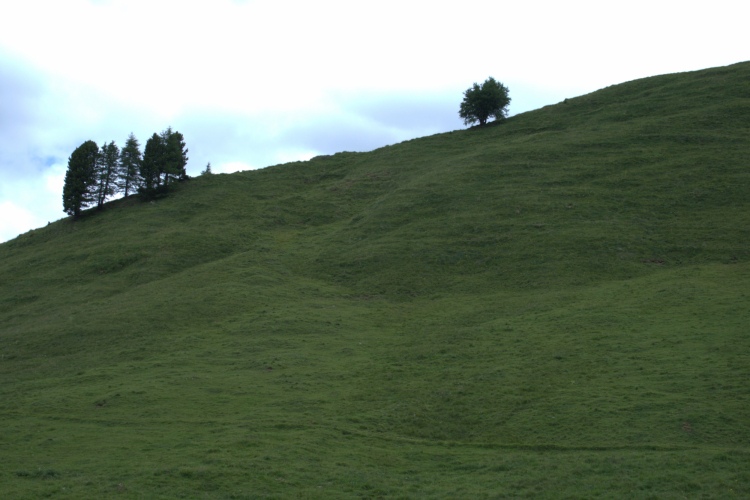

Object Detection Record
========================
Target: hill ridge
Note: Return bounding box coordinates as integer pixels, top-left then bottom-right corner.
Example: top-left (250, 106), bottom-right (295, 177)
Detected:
top-left (1, 61), bottom-right (749, 498)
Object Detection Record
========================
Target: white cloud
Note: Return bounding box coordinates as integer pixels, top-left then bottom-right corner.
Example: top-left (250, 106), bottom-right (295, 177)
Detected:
top-left (44, 164), bottom-right (67, 200)
top-left (0, 163), bottom-right (67, 242)
top-left (0, 201), bottom-right (42, 242)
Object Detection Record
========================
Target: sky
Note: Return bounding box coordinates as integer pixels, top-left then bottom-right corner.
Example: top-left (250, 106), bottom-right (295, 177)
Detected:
top-left (0, 0), bottom-right (747, 243)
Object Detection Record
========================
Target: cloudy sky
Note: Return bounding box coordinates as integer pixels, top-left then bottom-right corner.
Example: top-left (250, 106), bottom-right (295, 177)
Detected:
top-left (0, 0), bottom-right (746, 242)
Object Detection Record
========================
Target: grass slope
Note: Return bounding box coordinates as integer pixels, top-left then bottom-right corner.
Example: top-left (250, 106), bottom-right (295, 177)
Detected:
top-left (1, 61), bottom-right (749, 498)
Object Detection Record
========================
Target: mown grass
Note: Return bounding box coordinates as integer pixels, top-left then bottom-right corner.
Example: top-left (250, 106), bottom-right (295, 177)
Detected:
top-left (1, 61), bottom-right (749, 498)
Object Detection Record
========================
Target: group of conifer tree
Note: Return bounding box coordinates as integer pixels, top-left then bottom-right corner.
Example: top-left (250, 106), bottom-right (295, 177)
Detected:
top-left (62, 127), bottom-right (189, 217)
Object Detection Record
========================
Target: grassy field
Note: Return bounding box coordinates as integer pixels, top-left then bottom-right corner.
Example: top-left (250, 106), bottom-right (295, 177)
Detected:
top-left (1, 61), bottom-right (749, 498)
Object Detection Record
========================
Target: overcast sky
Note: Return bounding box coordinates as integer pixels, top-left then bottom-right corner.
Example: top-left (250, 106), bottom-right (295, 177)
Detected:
top-left (0, 0), bottom-right (747, 242)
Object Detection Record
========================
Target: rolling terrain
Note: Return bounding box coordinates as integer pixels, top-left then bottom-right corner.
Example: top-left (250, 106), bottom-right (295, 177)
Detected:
top-left (1, 61), bottom-right (749, 498)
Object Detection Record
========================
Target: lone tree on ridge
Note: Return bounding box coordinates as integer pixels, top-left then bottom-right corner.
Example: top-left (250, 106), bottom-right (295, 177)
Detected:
top-left (459, 77), bottom-right (511, 126)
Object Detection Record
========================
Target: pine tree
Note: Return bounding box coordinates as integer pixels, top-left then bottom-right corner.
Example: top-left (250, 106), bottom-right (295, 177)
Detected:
top-left (118, 133), bottom-right (143, 197)
top-left (137, 127), bottom-right (190, 198)
top-left (162, 127), bottom-right (189, 185)
top-left (141, 132), bottom-right (165, 194)
top-left (62, 140), bottom-right (99, 216)
top-left (95, 141), bottom-right (119, 208)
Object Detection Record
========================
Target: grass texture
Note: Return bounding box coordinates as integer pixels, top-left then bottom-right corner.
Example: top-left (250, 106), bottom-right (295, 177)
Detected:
top-left (1, 61), bottom-right (749, 498)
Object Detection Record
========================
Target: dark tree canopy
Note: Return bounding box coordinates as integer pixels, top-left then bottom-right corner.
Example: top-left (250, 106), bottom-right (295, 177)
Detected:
top-left (162, 127), bottom-right (189, 185)
top-left (118, 133), bottom-right (143, 198)
top-left (459, 77), bottom-right (511, 126)
top-left (140, 127), bottom-right (189, 197)
top-left (95, 141), bottom-right (119, 208)
top-left (63, 126), bottom-right (189, 214)
top-left (141, 132), bottom-right (165, 193)
top-left (62, 140), bottom-right (99, 216)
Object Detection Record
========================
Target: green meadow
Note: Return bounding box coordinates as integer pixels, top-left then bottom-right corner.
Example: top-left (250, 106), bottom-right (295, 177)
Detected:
top-left (1, 62), bottom-right (749, 498)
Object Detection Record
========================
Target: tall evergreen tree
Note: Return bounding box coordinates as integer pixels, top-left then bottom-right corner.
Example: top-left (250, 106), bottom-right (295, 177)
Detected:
top-left (140, 127), bottom-right (189, 196)
top-left (95, 141), bottom-right (119, 208)
top-left (161, 127), bottom-right (189, 185)
top-left (62, 140), bottom-right (99, 217)
top-left (141, 132), bottom-right (165, 194)
top-left (118, 133), bottom-right (143, 197)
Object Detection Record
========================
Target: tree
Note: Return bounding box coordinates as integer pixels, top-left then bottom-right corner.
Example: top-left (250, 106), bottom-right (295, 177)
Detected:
top-left (118, 133), bottom-right (143, 197)
top-left (201, 162), bottom-right (212, 175)
top-left (162, 127), bottom-right (189, 185)
top-left (140, 128), bottom-right (189, 196)
top-left (62, 140), bottom-right (99, 216)
top-left (140, 132), bottom-right (165, 194)
top-left (459, 77), bottom-right (511, 126)
top-left (95, 141), bottom-right (119, 208)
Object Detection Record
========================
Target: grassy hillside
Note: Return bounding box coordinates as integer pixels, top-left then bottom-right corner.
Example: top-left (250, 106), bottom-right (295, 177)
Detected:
top-left (1, 61), bottom-right (749, 498)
